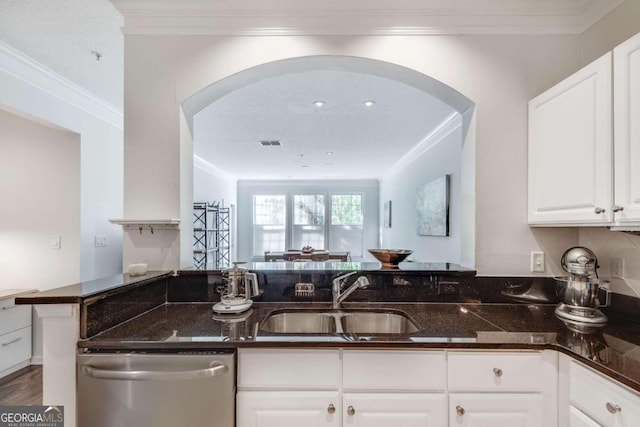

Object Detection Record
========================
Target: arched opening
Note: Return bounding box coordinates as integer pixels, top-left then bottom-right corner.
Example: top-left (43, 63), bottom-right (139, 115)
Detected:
top-left (180, 55), bottom-right (476, 268)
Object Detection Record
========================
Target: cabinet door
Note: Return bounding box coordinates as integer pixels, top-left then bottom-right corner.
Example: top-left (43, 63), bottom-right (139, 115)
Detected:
top-left (528, 52), bottom-right (612, 225)
top-left (614, 32), bottom-right (640, 225)
top-left (343, 393), bottom-right (446, 427)
top-left (237, 391), bottom-right (340, 427)
top-left (449, 394), bottom-right (543, 427)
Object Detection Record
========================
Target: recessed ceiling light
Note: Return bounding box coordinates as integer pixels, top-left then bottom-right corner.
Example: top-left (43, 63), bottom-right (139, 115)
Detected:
top-left (313, 100), bottom-right (326, 107)
top-left (363, 100), bottom-right (376, 107)
top-left (326, 151), bottom-right (334, 155)
top-left (301, 165), bottom-right (309, 168)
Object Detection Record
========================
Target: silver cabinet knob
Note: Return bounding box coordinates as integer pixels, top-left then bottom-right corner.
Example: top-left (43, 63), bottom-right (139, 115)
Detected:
top-left (347, 406), bottom-right (356, 416)
top-left (594, 207), bottom-right (606, 214)
top-left (456, 406), bottom-right (465, 416)
top-left (327, 404), bottom-right (335, 414)
top-left (493, 368), bottom-right (503, 377)
top-left (606, 402), bottom-right (621, 414)
top-left (613, 205), bottom-right (624, 212)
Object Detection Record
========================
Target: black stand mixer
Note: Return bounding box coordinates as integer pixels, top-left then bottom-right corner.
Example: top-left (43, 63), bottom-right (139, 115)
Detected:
top-left (554, 246), bottom-right (610, 324)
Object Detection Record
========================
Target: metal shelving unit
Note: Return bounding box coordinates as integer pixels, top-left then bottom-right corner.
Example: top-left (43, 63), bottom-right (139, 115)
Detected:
top-left (193, 201), bottom-right (231, 269)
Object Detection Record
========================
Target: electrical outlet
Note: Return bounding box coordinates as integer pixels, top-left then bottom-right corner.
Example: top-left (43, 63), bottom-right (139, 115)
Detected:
top-left (611, 257), bottom-right (625, 279)
top-left (531, 251), bottom-right (545, 272)
top-left (95, 236), bottom-right (107, 247)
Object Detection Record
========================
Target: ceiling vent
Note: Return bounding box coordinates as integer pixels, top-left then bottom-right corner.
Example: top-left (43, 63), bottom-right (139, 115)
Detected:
top-left (259, 140), bottom-right (281, 146)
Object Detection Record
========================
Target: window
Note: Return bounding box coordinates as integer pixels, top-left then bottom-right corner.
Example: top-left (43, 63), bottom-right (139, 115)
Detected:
top-left (330, 194), bottom-right (363, 257)
top-left (251, 192), bottom-right (364, 258)
top-left (253, 195), bottom-right (286, 255)
top-left (292, 195), bottom-right (325, 250)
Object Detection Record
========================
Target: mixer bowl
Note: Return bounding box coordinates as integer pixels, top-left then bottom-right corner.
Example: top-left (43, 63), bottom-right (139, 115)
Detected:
top-left (554, 276), bottom-right (602, 308)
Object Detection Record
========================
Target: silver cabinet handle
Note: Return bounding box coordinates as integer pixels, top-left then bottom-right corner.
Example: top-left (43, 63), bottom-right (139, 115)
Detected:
top-left (81, 362), bottom-right (228, 381)
top-left (2, 337), bottom-right (22, 347)
top-left (327, 404), bottom-right (335, 414)
top-left (493, 368), bottom-right (503, 377)
top-left (606, 402), bottom-right (621, 414)
top-left (1, 305), bottom-right (19, 310)
top-left (594, 207), bottom-right (606, 214)
top-left (347, 406), bottom-right (356, 416)
top-left (613, 205), bottom-right (624, 212)
top-left (456, 406), bottom-right (465, 416)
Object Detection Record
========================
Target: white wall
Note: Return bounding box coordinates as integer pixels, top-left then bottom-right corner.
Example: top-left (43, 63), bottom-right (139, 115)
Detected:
top-left (237, 180), bottom-right (378, 262)
top-left (380, 118), bottom-right (462, 263)
top-left (123, 34), bottom-right (581, 275)
top-left (0, 42), bottom-right (124, 281)
top-left (0, 108), bottom-right (81, 289)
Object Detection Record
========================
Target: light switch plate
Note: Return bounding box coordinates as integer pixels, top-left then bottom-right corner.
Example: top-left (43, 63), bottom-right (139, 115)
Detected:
top-left (49, 235), bottom-right (61, 250)
top-left (531, 251), bottom-right (545, 272)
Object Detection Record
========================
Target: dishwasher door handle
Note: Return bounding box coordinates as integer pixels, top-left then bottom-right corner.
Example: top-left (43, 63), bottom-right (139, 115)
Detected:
top-left (80, 362), bottom-right (228, 381)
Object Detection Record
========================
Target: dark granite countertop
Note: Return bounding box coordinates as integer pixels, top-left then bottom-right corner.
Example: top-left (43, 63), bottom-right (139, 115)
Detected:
top-left (15, 271), bottom-right (171, 304)
top-left (79, 301), bottom-right (640, 392)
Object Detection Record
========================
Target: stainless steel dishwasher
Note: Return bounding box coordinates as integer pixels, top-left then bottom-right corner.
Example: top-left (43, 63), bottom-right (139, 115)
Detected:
top-left (77, 351), bottom-right (235, 427)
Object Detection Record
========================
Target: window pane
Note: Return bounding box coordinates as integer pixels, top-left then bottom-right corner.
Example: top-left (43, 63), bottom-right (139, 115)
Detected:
top-left (331, 195), bottom-right (363, 225)
top-left (292, 225), bottom-right (324, 250)
top-left (253, 195), bottom-right (286, 255)
top-left (293, 195), bottom-right (325, 225)
top-left (254, 195), bottom-right (285, 225)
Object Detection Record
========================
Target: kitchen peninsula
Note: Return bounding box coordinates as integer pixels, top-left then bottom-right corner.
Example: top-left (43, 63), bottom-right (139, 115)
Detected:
top-left (15, 266), bottom-right (640, 427)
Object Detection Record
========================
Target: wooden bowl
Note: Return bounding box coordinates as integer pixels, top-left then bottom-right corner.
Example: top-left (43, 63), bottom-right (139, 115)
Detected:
top-left (368, 249), bottom-right (413, 268)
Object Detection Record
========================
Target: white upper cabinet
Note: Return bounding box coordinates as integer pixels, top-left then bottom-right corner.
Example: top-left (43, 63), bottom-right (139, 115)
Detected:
top-left (529, 31), bottom-right (640, 227)
top-left (613, 32), bottom-right (640, 227)
top-left (528, 52), bottom-right (613, 225)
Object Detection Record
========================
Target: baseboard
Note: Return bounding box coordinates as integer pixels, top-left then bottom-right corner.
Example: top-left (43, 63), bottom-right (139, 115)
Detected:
top-left (30, 355), bottom-right (43, 365)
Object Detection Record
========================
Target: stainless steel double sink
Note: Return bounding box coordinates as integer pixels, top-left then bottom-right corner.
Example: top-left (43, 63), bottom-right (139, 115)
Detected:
top-left (259, 309), bottom-right (420, 335)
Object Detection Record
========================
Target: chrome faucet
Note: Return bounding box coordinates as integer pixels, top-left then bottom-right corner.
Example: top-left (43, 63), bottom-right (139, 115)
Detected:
top-left (332, 272), bottom-right (370, 309)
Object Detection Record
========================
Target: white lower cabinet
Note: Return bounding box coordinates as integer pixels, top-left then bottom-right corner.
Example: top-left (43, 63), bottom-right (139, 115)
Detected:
top-left (447, 351), bottom-right (557, 427)
top-left (567, 359), bottom-right (640, 427)
top-left (343, 393), bottom-right (446, 426)
top-left (237, 391), bottom-right (340, 427)
top-left (449, 394), bottom-right (542, 426)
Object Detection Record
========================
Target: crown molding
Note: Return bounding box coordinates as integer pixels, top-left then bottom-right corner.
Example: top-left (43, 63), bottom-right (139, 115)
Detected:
top-left (194, 155), bottom-right (237, 181)
top-left (383, 112), bottom-right (462, 180)
top-left (0, 42), bottom-right (123, 129)
top-left (112, 0), bottom-right (621, 36)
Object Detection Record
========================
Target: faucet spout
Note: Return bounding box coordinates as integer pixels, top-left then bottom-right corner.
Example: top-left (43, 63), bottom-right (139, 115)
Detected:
top-left (332, 272), bottom-right (370, 309)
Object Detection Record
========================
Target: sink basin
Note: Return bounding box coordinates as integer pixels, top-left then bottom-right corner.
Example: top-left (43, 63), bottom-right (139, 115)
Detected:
top-left (259, 310), bottom-right (338, 333)
top-left (340, 310), bottom-right (420, 334)
top-left (259, 308), bottom-right (419, 335)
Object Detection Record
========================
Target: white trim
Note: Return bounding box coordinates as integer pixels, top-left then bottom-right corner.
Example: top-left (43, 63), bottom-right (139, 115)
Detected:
top-left (383, 112), bottom-right (461, 179)
top-left (112, 0), bottom-right (619, 35)
top-left (0, 42), bottom-right (123, 129)
top-left (194, 155), bottom-right (237, 181)
top-left (30, 356), bottom-right (43, 365)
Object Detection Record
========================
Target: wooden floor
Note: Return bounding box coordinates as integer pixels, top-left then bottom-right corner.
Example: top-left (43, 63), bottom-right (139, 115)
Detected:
top-left (0, 365), bottom-right (42, 406)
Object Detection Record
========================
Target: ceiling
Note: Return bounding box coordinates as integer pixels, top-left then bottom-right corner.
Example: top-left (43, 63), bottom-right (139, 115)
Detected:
top-left (193, 70), bottom-right (456, 180)
top-left (0, 0), bottom-right (623, 179)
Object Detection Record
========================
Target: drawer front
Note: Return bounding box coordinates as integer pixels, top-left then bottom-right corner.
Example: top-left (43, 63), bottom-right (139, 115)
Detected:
top-left (238, 349), bottom-right (340, 390)
top-left (570, 361), bottom-right (640, 426)
top-left (569, 406), bottom-right (602, 427)
top-left (0, 326), bottom-right (32, 372)
top-left (448, 352), bottom-right (543, 391)
top-left (0, 299), bottom-right (31, 336)
top-left (343, 350), bottom-right (446, 391)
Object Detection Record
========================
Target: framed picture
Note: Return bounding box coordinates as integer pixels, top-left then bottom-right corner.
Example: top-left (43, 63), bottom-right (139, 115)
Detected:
top-left (383, 200), bottom-right (392, 228)
top-left (416, 175), bottom-right (450, 236)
